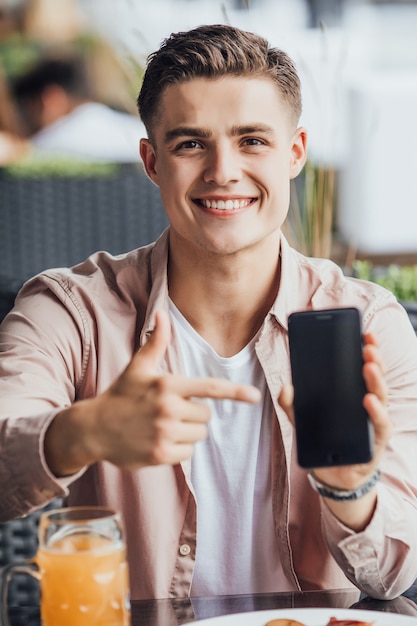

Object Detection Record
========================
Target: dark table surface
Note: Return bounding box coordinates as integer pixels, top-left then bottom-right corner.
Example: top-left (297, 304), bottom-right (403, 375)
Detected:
top-left (7, 586), bottom-right (417, 625)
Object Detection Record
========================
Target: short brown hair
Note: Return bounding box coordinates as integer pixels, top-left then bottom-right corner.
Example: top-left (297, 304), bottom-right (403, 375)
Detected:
top-left (137, 24), bottom-right (302, 141)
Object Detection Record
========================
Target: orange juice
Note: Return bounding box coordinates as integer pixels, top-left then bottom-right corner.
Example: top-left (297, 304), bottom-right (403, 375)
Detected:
top-left (36, 533), bottom-right (130, 626)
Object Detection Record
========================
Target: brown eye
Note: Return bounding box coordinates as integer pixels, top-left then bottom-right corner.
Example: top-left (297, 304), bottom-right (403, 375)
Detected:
top-left (242, 137), bottom-right (264, 146)
top-left (176, 140), bottom-right (202, 150)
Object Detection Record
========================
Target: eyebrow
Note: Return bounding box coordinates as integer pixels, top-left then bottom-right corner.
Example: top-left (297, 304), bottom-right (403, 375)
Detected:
top-left (164, 123), bottom-right (274, 144)
top-left (164, 127), bottom-right (211, 144)
top-left (231, 124), bottom-right (274, 136)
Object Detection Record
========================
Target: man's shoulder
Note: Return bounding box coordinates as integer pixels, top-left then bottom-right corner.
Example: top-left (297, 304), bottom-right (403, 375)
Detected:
top-left (45, 244), bottom-right (152, 282)
top-left (18, 243), bottom-right (158, 316)
top-left (285, 243), bottom-right (397, 311)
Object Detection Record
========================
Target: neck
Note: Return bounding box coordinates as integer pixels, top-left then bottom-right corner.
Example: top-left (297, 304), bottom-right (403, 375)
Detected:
top-left (168, 231), bottom-right (281, 356)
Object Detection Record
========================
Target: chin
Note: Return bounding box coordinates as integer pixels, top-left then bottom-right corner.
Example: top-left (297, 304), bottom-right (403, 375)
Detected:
top-left (201, 236), bottom-right (263, 256)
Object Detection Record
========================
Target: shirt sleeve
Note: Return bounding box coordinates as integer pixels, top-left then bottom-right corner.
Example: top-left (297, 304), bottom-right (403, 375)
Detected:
top-left (320, 297), bottom-right (417, 599)
top-left (0, 276), bottom-right (89, 520)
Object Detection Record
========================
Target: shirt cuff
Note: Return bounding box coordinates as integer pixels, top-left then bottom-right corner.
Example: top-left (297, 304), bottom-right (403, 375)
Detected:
top-left (1, 409), bottom-right (86, 519)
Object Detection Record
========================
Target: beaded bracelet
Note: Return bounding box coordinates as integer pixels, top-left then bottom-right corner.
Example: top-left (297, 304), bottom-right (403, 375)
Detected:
top-left (307, 468), bottom-right (381, 501)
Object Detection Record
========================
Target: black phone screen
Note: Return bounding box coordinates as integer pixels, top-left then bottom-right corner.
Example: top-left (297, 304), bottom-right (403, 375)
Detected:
top-left (288, 307), bottom-right (373, 468)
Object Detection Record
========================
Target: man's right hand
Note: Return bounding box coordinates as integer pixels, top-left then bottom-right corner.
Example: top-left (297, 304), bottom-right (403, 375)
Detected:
top-left (44, 310), bottom-right (261, 476)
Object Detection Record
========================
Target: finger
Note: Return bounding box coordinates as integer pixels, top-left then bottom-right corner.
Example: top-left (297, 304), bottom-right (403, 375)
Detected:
top-left (363, 332), bottom-right (378, 347)
top-left (278, 384), bottom-right (295, 425)
top-left (363, 392), bottom-right (392, 448)
top-left (160, 395), bottom-right (212, 424)
top-left (169, 420), bottom-right (209, 444)
top-left (149, 419), bottom-right (208, 465)
top-left (363, 361), bottom-right (388, 404)
top-left (132, 310), bottom-right (171, 373)
top-left (151, 443), bottom-right (197, 466)
top-left (363, 343), bottom-right (385, 374)
top-left (181, 398), bottom-right (212, 423)
top-left (162, 375), bottom-right (261, 404)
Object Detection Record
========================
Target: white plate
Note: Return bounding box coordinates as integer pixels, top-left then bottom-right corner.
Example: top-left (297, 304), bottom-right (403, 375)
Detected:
top-left (192, 607), bottom-right (417, 625)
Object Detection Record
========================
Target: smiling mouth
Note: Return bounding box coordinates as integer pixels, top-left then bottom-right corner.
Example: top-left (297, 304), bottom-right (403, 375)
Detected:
top-left (197, 198), bottom-right (254, 210)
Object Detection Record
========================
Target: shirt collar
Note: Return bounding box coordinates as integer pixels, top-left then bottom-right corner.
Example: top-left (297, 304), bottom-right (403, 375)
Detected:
top-left (270, 233), bottom-right (303, 332)
top-left (140, 228), bottom-right (171, 345)
top-left (143, 228), bottom-right (321, 338)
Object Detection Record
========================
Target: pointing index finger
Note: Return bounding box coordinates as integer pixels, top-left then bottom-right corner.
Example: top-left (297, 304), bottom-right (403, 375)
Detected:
top-left (170, 375), bottom-right (262, 404)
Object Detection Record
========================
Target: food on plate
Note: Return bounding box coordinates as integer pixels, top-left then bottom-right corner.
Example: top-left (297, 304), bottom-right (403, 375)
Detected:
top-left (264, 617), bottom-right (374, 626)
top-left (265, 620), bottom-right (306, 626)
top-left (326, 619), bottom-right (373, 625)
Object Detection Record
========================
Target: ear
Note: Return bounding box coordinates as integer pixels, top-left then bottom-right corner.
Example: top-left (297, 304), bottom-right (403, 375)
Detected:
top-left (140, 138), bottom-right (160, 186)
top-left (289, 126), bottom-right (308, 179)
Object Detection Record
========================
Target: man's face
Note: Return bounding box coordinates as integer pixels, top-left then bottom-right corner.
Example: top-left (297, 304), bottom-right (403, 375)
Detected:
top-left (140, 76), bottom-right (307, 257)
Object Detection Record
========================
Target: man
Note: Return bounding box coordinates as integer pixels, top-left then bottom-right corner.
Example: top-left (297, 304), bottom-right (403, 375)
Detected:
top-left (1, 24), bottom-right (417, 601)
top-left (12, 56), bottom-right (145, 162)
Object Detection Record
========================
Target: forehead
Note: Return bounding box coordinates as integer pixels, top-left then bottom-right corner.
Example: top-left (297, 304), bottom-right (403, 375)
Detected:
top-left (155, 76), bottom-right (293, 134)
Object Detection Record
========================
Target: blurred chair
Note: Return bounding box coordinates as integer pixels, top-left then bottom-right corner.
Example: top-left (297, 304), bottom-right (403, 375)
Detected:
top-left (0, 162), bottom-right (168, 321)
top-left (0, 276), bottom-right (23, 323)
top-left (0, 499), bottom-right (62, 606)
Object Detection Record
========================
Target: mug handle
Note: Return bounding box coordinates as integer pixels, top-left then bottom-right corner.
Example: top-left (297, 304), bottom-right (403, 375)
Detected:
top-left (0, 561), bottom-right (39, 626)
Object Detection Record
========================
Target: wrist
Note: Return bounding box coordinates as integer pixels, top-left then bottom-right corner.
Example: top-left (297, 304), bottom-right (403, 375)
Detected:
top-left (44, 401), bottom-right (100, 476)
top-left (307, 468), bottom-right (381, 502)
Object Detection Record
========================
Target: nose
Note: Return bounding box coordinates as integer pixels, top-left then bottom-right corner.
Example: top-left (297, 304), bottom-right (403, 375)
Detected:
top-left (203, 144), bottom-right (243, 186)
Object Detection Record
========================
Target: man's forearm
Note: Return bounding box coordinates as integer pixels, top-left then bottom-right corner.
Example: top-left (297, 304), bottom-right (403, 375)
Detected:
top-left (44, 399), bottom-right (101, 477)
top-left (323, 489), bottom-right (378, 531)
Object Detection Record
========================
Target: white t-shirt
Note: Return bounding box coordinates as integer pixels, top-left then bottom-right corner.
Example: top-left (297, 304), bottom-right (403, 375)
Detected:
top-left (32, 102), bottom-right (146, 162)
top-left (169, 300), bottom-right (291, 596)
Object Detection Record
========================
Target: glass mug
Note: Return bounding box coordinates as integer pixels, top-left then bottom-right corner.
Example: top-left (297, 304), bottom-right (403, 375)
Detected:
top-left (0, 506), bottom-right (131, 626)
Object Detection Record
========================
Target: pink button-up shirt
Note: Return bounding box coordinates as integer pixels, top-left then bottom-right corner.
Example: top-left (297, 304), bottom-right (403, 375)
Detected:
top-left (1, 231), bottom-right (417, 600)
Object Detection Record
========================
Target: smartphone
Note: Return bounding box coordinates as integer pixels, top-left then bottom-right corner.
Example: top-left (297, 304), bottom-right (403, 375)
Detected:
top-left (288, 307), bottom-right (373, 468)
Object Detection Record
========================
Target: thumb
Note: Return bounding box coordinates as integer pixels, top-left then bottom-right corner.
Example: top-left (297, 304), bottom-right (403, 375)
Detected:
top-left (132, 310), bottom-right (171, 373)
top-left (278, 383), bottom-right (295, 426)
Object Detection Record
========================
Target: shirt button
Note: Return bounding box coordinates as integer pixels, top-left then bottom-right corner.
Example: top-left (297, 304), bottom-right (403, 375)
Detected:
top-left (179, 543), bottom-right (191, 556)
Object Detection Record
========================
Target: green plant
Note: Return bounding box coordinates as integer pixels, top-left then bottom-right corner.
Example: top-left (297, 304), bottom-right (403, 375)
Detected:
top-left (284, 161), bottom-right (336, 258)
top-left (353, 260), bottom-right (417, 302)
top-left (3, 156), bottom-right (120, 178)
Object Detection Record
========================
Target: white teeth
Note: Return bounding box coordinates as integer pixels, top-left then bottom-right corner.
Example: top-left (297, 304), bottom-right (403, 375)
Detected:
top-left (201, 199), bottom-right (251, 210)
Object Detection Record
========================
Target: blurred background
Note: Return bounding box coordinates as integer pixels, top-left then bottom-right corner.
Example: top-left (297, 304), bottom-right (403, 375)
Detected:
top-left (1, 0), bottom-right (417, 306)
